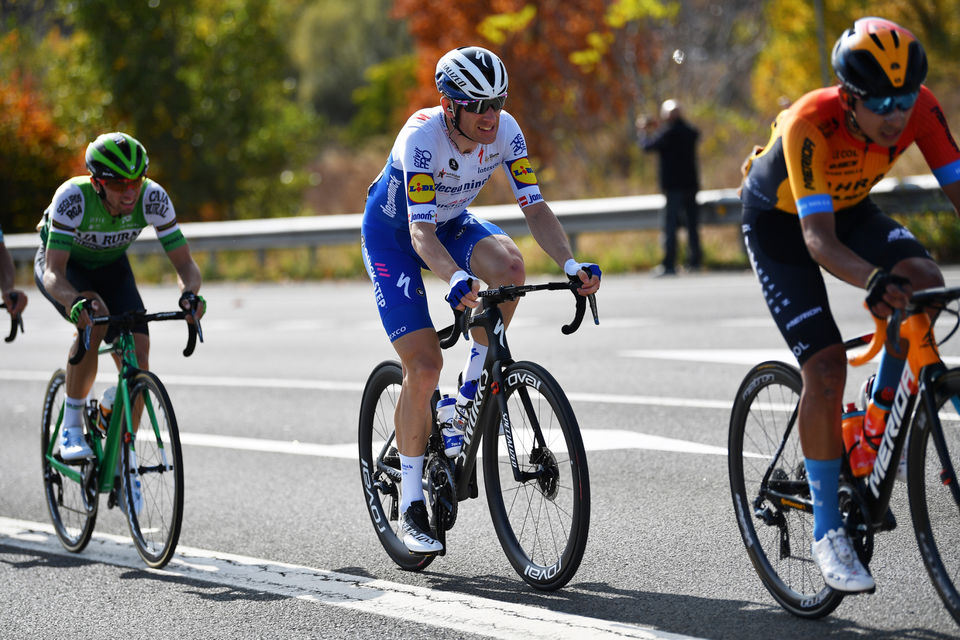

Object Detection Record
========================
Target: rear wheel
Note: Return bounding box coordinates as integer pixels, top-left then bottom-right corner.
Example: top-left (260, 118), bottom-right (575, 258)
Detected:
top-left (120, 371), bottom-right (184, 569)
top-left (358, 361), bottom-right (436, 571)
top-left (482, 361), bottom-right (589, 591)
top-left (41, 369), bottom-right (97, 552)
top-left (728, 361), bottom-right (844, 618)
top-left (908, 368), bottom-right (960, 624)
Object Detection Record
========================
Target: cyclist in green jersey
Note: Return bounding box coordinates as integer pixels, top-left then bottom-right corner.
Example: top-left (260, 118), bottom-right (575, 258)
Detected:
top-left (0, 225), bottom-right (29, 318)
top-left (34, 132), bottom-right (206, 460)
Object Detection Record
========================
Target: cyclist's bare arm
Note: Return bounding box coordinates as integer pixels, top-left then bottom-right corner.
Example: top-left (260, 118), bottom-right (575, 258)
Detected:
top-left (522, 201), bottom-right (600, 295)
top-left (166, 244), bottom-right (206, 320)
top-left (942, 180), bottom-right (960, 217)
top-left (0, 243), bottom-right (27, 315)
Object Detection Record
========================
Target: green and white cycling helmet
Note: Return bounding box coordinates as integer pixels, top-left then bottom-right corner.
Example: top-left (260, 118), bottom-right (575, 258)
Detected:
top-left (85, 132), bottom-right (149, 180)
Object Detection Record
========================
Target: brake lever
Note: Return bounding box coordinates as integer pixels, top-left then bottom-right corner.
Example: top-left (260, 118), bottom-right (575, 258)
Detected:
top-left (1, 294), bottom-right (23, 342)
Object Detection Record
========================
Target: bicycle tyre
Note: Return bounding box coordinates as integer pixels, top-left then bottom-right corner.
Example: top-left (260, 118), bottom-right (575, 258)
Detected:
top-left (358, 360), bottom-right (436, 572)
top-left (119, 371), bottom-right (184, 568)
top-left (41, 369), bottom-right (97, 552)
top-left (728, 361), bottom-right (844, 618)
top-left (908, 368), bottom-right (960, 624)
top-left (482, 361), bottom-right (589, 591)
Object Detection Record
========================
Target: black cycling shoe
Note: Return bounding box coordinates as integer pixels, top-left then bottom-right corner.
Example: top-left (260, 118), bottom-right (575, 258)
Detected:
top-left (400, 500), bottom-right (442, 554)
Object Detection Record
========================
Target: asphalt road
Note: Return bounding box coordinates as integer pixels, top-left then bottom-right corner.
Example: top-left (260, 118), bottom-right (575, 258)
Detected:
top-left (2, 270), bottom-right (959, 639)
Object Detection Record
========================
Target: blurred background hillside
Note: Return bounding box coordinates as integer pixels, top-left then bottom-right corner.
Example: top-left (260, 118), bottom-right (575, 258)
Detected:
top-left (3, 0), bottom-right (958, 236)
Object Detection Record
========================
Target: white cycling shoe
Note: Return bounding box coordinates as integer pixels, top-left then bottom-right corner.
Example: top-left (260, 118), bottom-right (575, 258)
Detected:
top-left (58, 425), bottom-right (94, 461)
top-left (811, 527), bottom-right (875, 593)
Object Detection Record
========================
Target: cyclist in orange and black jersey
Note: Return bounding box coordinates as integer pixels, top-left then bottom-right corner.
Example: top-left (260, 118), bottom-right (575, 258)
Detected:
top-left (740, 17), bottom-right (960, 594)
top-left (741, 85), bottom-right (960, 215)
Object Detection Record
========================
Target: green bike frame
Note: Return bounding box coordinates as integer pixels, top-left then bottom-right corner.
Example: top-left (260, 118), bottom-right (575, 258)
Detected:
top-left (44, 332), bottom-right (163, 496)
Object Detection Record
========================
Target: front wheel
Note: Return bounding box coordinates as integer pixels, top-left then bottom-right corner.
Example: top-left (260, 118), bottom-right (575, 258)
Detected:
top-left (728, 361), bottom-right (844, 618)
top-left (41, 369), bottom-right (97, 552)
top-left (908, 368), bottom-right (960, 624)
top-left (358, 361), bottom-right (436, 572)
top-left (119, 371), bottom-right (184, 568)
top-left (482, 361), bottom-right (589, 591)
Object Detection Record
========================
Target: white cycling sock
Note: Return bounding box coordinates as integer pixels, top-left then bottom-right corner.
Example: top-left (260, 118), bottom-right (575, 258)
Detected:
top-left (462, 341), bottom-right (487, 385)
top-left (64, 396), bottom-right (86, 429)
top-left (399, 453), bottom-right (424, 514)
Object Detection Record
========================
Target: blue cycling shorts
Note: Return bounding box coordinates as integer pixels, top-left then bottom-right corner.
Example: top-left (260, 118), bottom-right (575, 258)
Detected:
top-left (361, 211), bottom-right (506, 342)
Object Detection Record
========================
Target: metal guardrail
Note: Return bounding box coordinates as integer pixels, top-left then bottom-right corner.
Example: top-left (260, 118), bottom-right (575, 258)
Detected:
top-left (5, 174), bottom-right (949, 264)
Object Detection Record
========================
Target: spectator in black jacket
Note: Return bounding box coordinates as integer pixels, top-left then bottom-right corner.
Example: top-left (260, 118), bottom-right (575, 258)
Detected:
top-left (638, 99), bottom-right (702, 276)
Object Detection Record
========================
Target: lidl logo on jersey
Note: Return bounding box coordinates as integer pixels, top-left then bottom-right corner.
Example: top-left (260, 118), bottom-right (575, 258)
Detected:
top-left (407, 173), bottom-right (436, 204)
top-left (510, 158), bottom-right (537, 186)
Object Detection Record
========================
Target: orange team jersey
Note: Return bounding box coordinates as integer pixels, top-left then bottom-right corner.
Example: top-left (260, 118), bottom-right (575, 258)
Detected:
top-left (741, 85), bottom-right (960, 217)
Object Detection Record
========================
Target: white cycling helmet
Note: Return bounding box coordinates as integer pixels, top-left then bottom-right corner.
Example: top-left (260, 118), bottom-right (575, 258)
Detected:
top-left (435, 46), bottom-right (508, 102)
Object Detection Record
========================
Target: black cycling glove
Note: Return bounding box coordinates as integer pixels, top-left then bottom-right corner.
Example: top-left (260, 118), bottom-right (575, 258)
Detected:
top-left (865, 268), bottom-right (910, 317)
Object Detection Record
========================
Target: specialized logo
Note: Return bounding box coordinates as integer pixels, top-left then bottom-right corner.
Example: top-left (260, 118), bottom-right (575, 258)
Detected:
top-left (510, 158), bottom-right (537, 185)
top-left (397, 272), bottom-right (412, 299)
top-left (407, 174), bottom-right (436, 204)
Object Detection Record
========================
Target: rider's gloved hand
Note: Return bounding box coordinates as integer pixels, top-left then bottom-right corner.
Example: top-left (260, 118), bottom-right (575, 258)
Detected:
top-left (564, 259), bottom-right (601, 295)
top-left (69, 296), bottom-right (92, 326)
top-left (865, 268), bottom-right (910, 318)
top-left (179, 290), bottom-right (206, 321)
top-left (445, 270), bottom-right (478, 311)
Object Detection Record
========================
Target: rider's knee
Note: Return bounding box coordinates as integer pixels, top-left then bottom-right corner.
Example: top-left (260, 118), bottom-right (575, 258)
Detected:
top-left (802, 346), bottom-right (847, 397)
top-left (894, 257), bottom-right (944, 290)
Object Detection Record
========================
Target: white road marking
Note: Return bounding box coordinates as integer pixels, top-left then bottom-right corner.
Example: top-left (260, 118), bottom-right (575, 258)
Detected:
top-left (0, 517), bottom-right (702, 640)
top-left (178, 429), bottom-right (730, 459)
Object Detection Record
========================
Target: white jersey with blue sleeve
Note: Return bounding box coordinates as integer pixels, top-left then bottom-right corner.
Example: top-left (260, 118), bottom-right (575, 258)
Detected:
top-left (365, 107), bottom-right (543, 230)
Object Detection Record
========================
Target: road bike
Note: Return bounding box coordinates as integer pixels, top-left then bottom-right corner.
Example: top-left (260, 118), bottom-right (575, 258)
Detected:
top-left (729, 286), bottom-right (960, 622)
top-left (41, 308), bottom-right (201, 568)
top-left (359, 279), bottom-right (597, 590)
top-left (1, 291), bottom-right (24, 342)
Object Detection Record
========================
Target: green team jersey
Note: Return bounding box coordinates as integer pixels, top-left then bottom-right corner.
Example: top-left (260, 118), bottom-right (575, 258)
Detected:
top-left (39, 176), bottom-right (186, 268)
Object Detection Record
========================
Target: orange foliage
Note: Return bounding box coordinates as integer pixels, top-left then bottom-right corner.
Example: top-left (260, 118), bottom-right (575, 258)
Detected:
top-left (0, 67), bottom-right (84, 230)
top-left (393, 0), bottom-right (650, 165)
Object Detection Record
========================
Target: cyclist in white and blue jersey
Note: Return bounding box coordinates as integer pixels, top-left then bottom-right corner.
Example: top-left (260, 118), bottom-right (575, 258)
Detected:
top-left (361, 46), bottom-right (601, 554)
top-left (0, 224), bottom-right (29, 318)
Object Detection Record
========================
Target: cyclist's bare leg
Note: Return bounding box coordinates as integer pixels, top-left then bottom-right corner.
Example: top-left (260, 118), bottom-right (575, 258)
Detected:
top-left (392, 328), bottom-right (443, 456)
top-left (467, 235), bottom-right (525, 344)
top-left (798, 344), bottom-right (846, 460)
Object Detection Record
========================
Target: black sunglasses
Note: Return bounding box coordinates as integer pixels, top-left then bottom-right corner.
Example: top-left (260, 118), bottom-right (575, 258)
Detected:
top-left (454, 94), bottom-right (507, 114)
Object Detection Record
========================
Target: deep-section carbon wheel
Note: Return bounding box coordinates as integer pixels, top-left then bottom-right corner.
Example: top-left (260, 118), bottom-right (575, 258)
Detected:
top-left (358, 361), bottom-right (435, 571)
top-left (482, 361), bottom-right (589, 591)
top-left (908, 368), bottom-right (960, 624)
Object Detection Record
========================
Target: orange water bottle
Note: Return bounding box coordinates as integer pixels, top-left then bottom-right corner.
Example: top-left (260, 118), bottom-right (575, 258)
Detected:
top-left (862, 379), bottom-right (894, 452)
top-left (841, 403), bottom-right (874, 477)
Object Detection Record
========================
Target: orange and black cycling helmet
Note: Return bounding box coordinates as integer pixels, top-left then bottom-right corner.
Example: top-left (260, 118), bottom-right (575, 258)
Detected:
top-left (831, 17), bottom-right (927, 97)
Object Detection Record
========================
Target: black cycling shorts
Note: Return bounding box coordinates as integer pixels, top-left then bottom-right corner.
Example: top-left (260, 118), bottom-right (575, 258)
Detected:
top-left (34, 247), bottom-right (148, 342)
top-left (741, 198), bottom-right (930, 365)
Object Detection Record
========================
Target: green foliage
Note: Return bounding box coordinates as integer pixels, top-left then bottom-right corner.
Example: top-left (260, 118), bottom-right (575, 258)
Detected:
top-left (900, 211), bottom-right (960, 264)
top-left (348, 55), bottom-right (418, 141)
top-left (290, 0), bottom-right (413, 127)
top-left (31, 0), bottom-right (322, 221)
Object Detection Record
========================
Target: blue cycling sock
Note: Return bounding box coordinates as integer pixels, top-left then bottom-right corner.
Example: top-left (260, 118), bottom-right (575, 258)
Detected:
top-left (805, 457), bottom-right (843, 541)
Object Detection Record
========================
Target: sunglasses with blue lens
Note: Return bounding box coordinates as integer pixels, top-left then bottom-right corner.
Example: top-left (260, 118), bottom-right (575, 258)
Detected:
top-left (456, 94), bottom-right (507, 114)
top-left (861, 91), bottom-right (919, 116)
